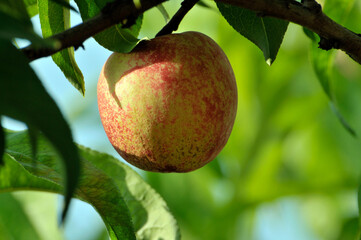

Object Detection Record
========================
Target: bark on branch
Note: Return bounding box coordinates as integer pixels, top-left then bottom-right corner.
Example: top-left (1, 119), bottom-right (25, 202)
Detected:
top-left (22, 0), bottom-right (361, 65)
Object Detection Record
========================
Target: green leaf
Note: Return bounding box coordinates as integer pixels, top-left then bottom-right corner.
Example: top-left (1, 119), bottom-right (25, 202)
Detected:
top-left (80, 146), bottom-right (181, 240)
top-left (3, 130), bottom-right (136, 239)
top-left (0, 0), bottom-right (54, 47)
top-left (0, 193), bottom-right (42, 240)
top-left (23, 0), bottom-right (38, 17)
top-left (74, 0), bottom-right (142, 53)
top-left (0, 39), bottom-right (80, 222)
top-left (38, 0), bottom-right (85, 95)
top-left (216, 2), bottom-right (288, 65)
top-left (1, 129), bottom-right (180, 240)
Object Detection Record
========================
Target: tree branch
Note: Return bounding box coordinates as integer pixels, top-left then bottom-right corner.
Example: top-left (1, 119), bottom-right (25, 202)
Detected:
top-left (220, 0), bottom-right (361, 64)
top-left (22, 0), bottom-right (361, 65)
top-left (156, 0), bottom-right (199, 37)
top-left (22, 0), bottom-right (167, 61)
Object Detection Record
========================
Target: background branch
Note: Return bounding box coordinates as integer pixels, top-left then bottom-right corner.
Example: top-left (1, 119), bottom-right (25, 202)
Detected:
top-left (22, 0), bottom-right (361, 65)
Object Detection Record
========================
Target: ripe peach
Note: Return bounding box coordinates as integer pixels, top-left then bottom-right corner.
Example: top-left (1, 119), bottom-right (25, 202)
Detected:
top-left (97, 31), bottom-right (237, 172)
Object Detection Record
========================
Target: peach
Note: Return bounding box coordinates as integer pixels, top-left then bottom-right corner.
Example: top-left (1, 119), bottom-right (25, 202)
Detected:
top-left (97, 31), bottom-right (237, 172)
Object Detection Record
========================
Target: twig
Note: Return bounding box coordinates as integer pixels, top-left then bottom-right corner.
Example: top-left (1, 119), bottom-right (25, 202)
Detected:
top-left (156, 0), bottom-right (199, 37)
top-left (21, 0), bottom-right (361, 65)
top-left (22, 0), bottom-right (166, 61)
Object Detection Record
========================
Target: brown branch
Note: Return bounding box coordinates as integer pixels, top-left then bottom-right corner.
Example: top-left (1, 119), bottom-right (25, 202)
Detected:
top-left (22, 0), bottom-right (361, 65)
top-left (156, 0), bottom-right (199, 37)
top-left (22, 0), bottom-right (166, 61)
top-left (219, 0), bottom-right (361, 64)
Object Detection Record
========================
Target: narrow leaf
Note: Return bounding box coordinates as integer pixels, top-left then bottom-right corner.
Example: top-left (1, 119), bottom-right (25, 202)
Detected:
top-left (74, 0), bottom-right (142, 53)
top-left (2, 130), bottom-right (180, 240)
top-left (0, 39), bottom-right (80, 221)
top-left (216, 2), bottom-right (288, 65)
top-left (38, 0), bottom-right (85, 95)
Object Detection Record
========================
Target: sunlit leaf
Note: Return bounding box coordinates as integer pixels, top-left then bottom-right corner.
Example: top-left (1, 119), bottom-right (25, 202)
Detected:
top-left (216, 2), bottom-right (288, 65)
top-left (74, 0), bottom-right (142, 53)
top-left (0, 39), bottom-right (80, 222)
top-left (1, 129), bottom-right (180, 240)
top-left (38, 0), bottom-right (85, 95)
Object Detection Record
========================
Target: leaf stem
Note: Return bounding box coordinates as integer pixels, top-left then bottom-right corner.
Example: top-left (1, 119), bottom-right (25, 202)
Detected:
top-left (156, 0), bottom-right (200, 37)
